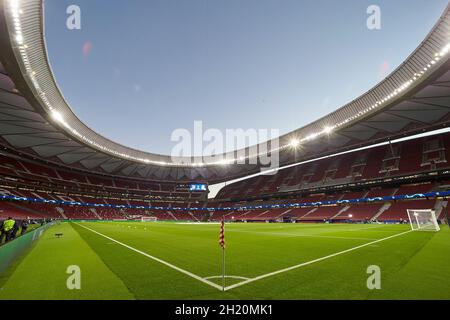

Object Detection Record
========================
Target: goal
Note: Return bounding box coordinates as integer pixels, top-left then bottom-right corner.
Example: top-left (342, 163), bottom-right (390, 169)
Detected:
top-left (406, 209), bottom-right (440, 232)
top-left (141, 216), bottom-right (157, 222)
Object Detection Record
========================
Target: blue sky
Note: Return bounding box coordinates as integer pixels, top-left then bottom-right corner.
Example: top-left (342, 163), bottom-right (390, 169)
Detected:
top-left (44, 0), bottom-right (449, 156)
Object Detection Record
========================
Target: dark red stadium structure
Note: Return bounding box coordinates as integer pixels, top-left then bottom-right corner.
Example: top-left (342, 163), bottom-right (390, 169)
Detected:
top-left (1, 0), bottom-right (450, 225)
top-left (1, 131), bottom-right (450, 223)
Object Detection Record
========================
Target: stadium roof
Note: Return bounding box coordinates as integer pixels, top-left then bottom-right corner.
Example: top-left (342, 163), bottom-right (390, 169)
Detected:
top-left (1, 0), bottom-right (450, 183)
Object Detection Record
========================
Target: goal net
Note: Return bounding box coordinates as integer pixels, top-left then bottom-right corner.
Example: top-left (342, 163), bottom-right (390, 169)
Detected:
top-left (141, 216), bottom-right (157, 222)
top-left (406, 209), bottom-right (440, 232)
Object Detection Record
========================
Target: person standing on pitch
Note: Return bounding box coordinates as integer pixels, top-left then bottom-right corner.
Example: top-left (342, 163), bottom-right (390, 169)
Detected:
top-left (0, 219), bottom-right (4, 244)
top-left (2, 217), bottom-right (16, 242)
top-left (10, 220), bottom-right (19, 240)
top-left (20, 219), bottom-right (29, 235)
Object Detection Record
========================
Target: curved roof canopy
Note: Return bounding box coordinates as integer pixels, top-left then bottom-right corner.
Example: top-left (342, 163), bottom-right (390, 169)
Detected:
top-left (1, 0), bottom-right (450, 183)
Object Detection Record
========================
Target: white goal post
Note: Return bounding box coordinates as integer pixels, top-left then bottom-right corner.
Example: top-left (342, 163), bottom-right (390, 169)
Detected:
top-left (406, 209), bottom-right (440, 232)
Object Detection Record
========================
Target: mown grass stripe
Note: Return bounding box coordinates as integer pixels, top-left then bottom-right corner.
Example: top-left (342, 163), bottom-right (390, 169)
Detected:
top-left (74, 222), bottom-right (224, 291)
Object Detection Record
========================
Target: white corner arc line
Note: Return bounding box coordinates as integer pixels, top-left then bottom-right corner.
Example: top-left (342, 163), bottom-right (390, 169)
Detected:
top-left (73, 223), bottom-right (224, 291)
top-left (224, 230), bottom-right (413, 291)
top-left (204, 275), bottom-right (250, 281)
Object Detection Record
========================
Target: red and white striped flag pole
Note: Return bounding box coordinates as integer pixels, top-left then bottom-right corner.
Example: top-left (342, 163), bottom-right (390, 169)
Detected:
top-left (219, 218), bottom-right (225, 291)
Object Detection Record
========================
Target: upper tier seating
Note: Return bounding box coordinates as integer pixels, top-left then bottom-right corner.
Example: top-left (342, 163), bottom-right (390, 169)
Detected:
top-left (0, 153), bottom-right (204, 203)
top-left (216, 133), bottom-right (450, 200)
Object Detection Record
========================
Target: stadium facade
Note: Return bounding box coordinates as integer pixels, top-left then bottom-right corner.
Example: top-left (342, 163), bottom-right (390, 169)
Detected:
top-left (1, 0), bottom-right (450, 223)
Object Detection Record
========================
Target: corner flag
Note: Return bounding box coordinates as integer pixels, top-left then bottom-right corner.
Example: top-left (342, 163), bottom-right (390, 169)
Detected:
top-left (219, 219), bottom-right (225, 291)
top-left (219, 219), bottom-right (225, 248)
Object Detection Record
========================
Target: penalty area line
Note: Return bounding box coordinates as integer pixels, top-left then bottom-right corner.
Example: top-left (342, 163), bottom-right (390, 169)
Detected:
top-left (224, 229), bottom-right (413, 291)
top-left (73, 223), bottom-right (224, 291)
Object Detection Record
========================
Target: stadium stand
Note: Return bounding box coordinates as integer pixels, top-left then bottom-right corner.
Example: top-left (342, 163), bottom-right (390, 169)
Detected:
top-left (1, 132), bottom-right (450, 222)
top-left (2, 0), bottom-right (450, 226)
top-left (215, 134), bottom-right (450, 200)
top-left (333, 203), bottom-right (385, 221)
top-left (377, 199), bottom-right (438, 221)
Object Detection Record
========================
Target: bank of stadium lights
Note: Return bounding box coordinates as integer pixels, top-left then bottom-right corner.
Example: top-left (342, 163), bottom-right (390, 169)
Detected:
top-left (217, 159), bottom-right (235, 166)
top-left (7, 0), bottom-right (450, 167)
top-left (9, 1), bottom-right (23, 45)
top-left (289, 139), bottom-right (300, 148)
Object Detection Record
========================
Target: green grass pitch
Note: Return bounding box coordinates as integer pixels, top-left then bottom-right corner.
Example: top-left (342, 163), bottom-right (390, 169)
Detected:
top-left (0, 221), bottom-right (449, 300)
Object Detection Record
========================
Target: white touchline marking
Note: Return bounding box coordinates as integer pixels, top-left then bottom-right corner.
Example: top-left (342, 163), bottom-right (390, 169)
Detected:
top-left (73, 223), bottom-right (224, 291)
top-left (223, 230), bottom-right (413, 291)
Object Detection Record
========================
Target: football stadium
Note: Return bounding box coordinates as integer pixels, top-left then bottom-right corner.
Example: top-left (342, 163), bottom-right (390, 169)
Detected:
top-left (0, 0), bottom-right (450, 305)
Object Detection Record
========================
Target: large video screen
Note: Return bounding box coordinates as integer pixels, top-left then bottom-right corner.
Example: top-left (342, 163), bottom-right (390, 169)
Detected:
top-left (189, 184), bottom-right (207, 192)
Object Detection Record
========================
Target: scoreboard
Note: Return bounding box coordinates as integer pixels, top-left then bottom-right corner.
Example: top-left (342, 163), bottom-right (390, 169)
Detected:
top-left (189, 183), bottom-right (208, 192)
top-left (176, 183), bottom-right (208, 192)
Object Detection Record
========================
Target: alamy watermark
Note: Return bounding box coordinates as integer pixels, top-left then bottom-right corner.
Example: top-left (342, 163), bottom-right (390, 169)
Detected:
top-left (66, 5), bottom-right (81, 30)
top-left (366, 265), bottom-right (381, 290)
top-left (171, 121), bottom-right (280, 172)
top-left (367, 5), bottom-right (381, 30)
top-left (66, 265), bottom-right (81, 290)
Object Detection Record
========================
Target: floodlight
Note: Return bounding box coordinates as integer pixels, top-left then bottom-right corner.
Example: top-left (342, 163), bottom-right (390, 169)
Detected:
top-left (323, 126), bottom-right (333, 134)
top-left (9, 0), bottom-right (20, 10)
top-left (289, 139), bottom-right (300, 148)
top-left (51, 111), bottom-right (64, 123)
top-left (15, 34), bottom-right (23, 44)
